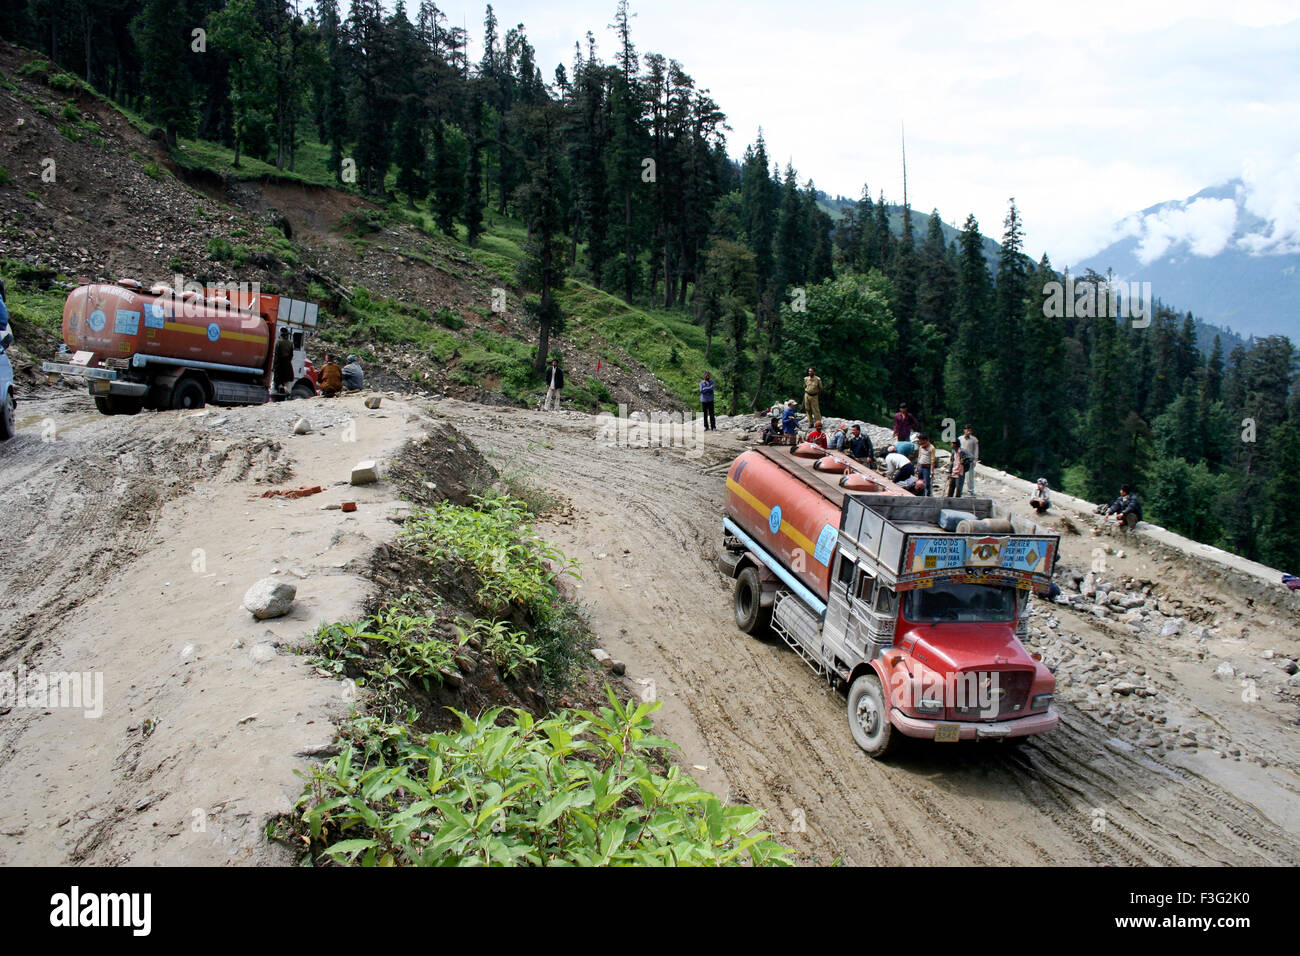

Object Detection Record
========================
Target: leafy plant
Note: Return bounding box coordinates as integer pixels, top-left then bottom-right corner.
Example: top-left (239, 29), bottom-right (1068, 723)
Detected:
top-left (290, 692), bottom-right (791, 867)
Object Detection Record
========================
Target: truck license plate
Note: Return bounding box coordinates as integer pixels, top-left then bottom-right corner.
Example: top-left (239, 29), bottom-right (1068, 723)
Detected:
top-left (934, 723), bottom-right (960, 743)
top-left (91, 380), bottom-right (111, 395)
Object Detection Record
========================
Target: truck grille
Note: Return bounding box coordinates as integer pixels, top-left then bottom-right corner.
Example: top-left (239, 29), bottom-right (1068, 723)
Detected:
top-left (952, 669), bottom-right (1033, 721)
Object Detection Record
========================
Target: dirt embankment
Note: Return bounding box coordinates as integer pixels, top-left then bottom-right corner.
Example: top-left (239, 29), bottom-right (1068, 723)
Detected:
top-left (0, 391), bottom-right (444, 864)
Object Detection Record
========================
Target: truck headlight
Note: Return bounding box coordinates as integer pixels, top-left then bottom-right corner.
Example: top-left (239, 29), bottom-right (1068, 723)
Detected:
top-left (916, 698), bottom-right (944, 715)
top-left (1032, 694), bottom-right (1053, 710)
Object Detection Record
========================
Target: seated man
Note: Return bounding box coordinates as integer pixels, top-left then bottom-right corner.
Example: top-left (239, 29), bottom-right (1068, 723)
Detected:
top-left (760, 417), bottom-right (781, 445)
top-left (847, 424), bottom-right (872, 463)
top-left (1030, 478), bottom-right (1051, 514)
top-left (341, 354), bottom-right (364, 391)
top-left (318, 353), bottom-right (343, 397)
top-left (806, 420), bottom-right (828, 449)
top-left (829, 423), bottom-right (848, 451)
top-left (780, 400), bottom-right (800, 441)
top-left (1111, 484), bottom-right (1142, 530)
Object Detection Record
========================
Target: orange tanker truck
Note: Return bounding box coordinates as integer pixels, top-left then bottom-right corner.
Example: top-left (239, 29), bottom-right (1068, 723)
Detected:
top-left (41, 279), bottom-right (321, 414)
top-left (719, 442), bottom-right (1059, 758)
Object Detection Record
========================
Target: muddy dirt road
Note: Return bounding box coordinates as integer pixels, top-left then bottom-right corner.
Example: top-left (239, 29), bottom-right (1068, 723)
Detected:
top-left (450, 398), bottom-right (1300, 866)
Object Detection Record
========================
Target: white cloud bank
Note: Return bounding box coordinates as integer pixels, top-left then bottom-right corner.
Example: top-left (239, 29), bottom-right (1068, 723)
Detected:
top-left (1104, 155), bottom-right (1300, 264)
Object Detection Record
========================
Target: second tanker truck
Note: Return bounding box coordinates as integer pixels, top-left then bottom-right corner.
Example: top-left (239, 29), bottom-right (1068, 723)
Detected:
top-left (719, 442), bottom-right (1059, 758)
top-left (42, 279), bottom-right (321, 414)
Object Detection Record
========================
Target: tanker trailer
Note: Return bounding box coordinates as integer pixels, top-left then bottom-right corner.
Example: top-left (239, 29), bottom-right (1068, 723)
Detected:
top-left (42, 280), bottom-right (320, 414)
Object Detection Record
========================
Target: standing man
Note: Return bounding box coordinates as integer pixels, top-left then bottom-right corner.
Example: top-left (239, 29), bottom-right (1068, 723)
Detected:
top-left (803, 367), bottom-right (823, 425)
top-left (959, 423), bottom-right (980, 495)
top-left (892, 402), bottom-right (919, 443)
top-left (915, 434), bottom-right (936, 496)
top-left (699, 371), bottom-right (717, 431)
top-left (543, 357), bottom-right (564, 411)
top-left (272, 327), bottom-right (294, 395)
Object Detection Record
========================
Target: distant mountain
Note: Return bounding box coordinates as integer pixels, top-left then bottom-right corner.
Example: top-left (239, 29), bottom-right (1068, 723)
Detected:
top-left (1072, 180), bottom-right (1299, 342)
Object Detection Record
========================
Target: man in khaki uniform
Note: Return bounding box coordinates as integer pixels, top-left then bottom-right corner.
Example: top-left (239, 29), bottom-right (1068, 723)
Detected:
top-left (803, 367), bottom-right (823, 424)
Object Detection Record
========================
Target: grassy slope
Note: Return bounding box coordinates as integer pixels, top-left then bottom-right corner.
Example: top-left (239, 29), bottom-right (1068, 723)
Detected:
top-left (4, 73), bottom-right (718, 411)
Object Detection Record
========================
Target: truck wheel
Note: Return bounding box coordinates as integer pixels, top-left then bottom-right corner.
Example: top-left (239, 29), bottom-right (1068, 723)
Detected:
top-left (94, 396), bottom-right (116, 416)
top-left (0, 391), bottom-right (14, 440)
top-left (113, 397), bottom-right (142, 415)
top-left (734, 566), bottom-right (770, 635)
top-left (847, 673), bottom-right (897, 759)
top-left (170, 379), bottom-right (206, 410)
top-left (290, 382), bottom-right (314, 400)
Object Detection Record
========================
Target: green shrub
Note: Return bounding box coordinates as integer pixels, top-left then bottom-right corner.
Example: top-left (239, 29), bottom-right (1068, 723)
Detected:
top-left (0, 166), bottom-right (9, 187)
top-left (205, 237), bottom-right (232, 260)
top-left (143, 162), bottom-right (162, 180)
top-left (47, 72), bottom-right (79, 92)
top-left (289, 695), bottom-right (791, 867)
top-left (59, 103), bottom-right (79, 122)
top-left (434, 306), bottom-right (464, 330)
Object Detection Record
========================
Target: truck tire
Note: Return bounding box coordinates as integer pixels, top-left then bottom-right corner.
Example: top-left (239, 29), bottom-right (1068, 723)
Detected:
top-left (0, 390), bottom-right (14, 440)
top-left (170, 378), bottom-right (207, 410)
top-left (847, 673), bottom-right (897, 759)
top-left (290, 381), bottom-right (314, 400)
top-left (94, 396), bottom-right (116, 416)
top-left (733, 566), bottom-right (770, 635)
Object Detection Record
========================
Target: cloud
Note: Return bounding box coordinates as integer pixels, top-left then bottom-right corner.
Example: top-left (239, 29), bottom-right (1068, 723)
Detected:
top-left (1238, 153), bottom-right (1300, 254)
top-left (1116, 197), bottom-right (1239, 264)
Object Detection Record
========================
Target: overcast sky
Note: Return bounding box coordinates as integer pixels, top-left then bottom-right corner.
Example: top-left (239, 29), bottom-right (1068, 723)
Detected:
top-left (424, 0), bottom-right (1300, 267)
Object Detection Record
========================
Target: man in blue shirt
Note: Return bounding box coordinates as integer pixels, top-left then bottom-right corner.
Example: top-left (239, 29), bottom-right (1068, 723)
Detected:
top-left (780, 400), bottom-right (799, 439)
top-left (699, 371), bottom-right (716, 431)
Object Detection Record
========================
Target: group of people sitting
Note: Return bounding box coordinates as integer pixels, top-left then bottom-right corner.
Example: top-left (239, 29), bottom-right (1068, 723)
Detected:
top-left (316, 353), bottom-right (365, 397)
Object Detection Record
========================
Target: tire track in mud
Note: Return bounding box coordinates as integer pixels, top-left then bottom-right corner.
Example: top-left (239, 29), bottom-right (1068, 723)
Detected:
top-left (446, 400), bottom-right (1300, 866)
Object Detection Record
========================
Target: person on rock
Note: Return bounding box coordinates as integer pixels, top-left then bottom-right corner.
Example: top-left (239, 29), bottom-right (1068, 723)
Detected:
top-left (342, 354), bottom-right (365, 391)
top-left (1030, 478), bottom-right (1051, 514)
top-left (806, 420), bottom-right (827, 448)
top-left (804, 367), bottom-right (823, 424)
top-left (318, 353), bottom-right (343, 397)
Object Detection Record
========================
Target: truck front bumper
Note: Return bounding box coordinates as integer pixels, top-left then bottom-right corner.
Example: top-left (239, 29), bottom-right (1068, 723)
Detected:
top-left (42, 362), bottom-right (148, 398)
top-left (890, 706), bottom-right (1058, 741)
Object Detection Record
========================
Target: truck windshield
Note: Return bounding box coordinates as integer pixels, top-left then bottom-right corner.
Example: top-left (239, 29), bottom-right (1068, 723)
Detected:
top-left (904, 583), bottom-right (1017, 623)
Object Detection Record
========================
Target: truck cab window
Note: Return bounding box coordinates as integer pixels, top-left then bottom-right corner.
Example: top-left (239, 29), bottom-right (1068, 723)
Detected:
top-left (836, 552), bottom-right (856, 588)
top-left (856, 571), bottom-right (875, 603)
top-left (904, 583), bottom-right (1016, 623)
top-left (874, 588), bottom-right (896, 615)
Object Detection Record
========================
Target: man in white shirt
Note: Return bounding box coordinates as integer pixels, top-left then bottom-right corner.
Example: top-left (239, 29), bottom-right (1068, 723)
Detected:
top-left (883, 448), bottom-right (911, 480)
top-left (959, 424), bottom-right (980, 495)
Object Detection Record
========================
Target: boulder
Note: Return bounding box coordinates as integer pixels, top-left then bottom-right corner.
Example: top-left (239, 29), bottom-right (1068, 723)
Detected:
top-left (243, 578), bottom-right (296, 620)
top-left (364, 396), bottom-right (382, 409)
top-left (293, 417), bottom-right (311, 435)
top-left (350, 460), bottom-right (379, 485)
top-left (1159, 619), bottom-right (1184, 637)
